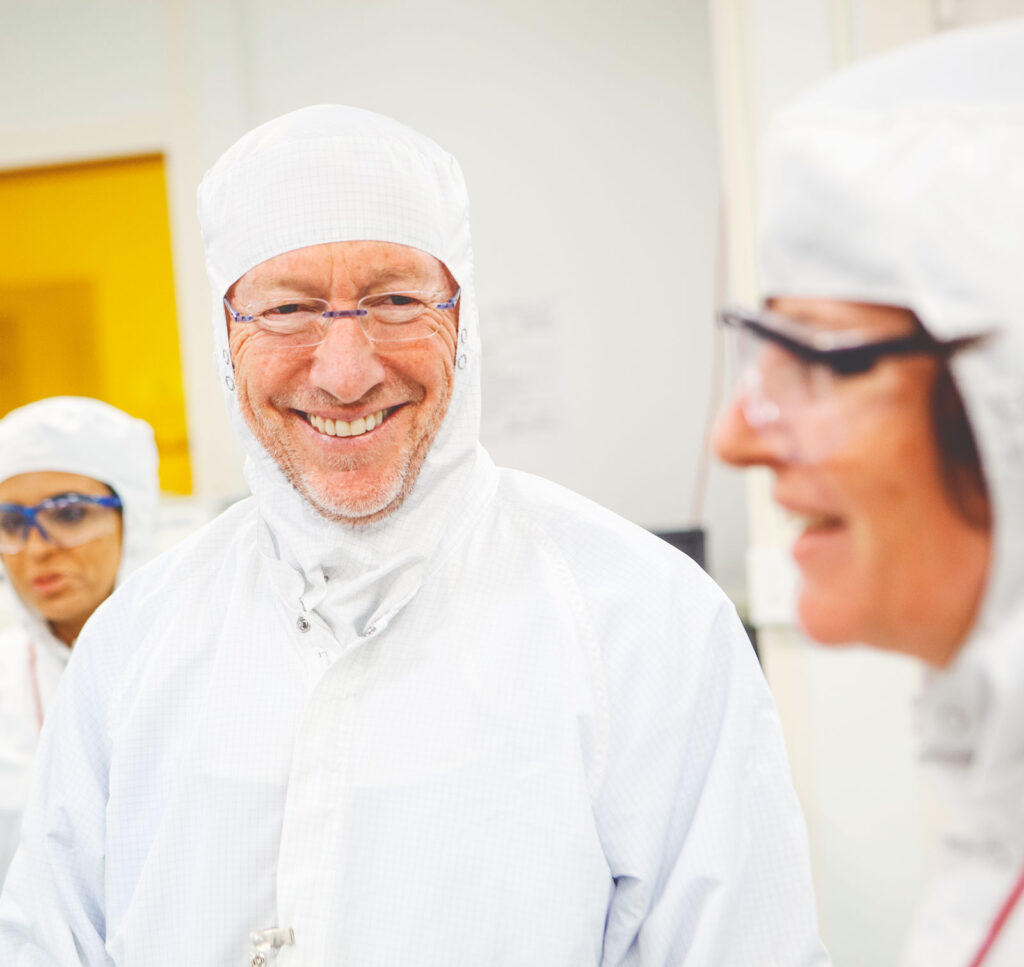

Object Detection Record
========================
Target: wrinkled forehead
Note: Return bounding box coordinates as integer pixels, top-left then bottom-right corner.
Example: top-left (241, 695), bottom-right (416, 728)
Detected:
top-left (228, 240), bottom-right (454, 301)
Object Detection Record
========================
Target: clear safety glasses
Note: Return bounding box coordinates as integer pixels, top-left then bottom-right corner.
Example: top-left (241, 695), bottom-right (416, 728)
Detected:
top-left (719, 307), bottom-right (979, 462)
top-left (0, 493), bottom-right (123, 554)
top-left (224, 288), bottom-right (461, 349)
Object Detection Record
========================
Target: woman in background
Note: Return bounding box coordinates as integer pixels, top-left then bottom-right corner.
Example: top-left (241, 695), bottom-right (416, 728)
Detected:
top-left (0, 397), bottom-right (158, 881)
top-left (713, 20), bottom-right (1024, 967)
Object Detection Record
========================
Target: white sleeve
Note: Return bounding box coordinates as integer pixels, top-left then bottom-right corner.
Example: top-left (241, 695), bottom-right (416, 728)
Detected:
top-left (0, 626), bottom-right (114, 966)
top-left (0, 629), bottom-right (36, 887)
top-left (596, 598), bottom-right (831, 967)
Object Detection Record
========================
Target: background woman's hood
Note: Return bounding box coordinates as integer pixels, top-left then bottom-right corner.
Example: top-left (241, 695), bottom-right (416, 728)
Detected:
top-left (0, 395), bottom-right (160, 640)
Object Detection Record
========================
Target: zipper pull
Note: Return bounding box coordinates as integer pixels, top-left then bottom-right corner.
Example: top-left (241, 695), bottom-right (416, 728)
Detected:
top-left (248, 926), bottom-right (295, 965)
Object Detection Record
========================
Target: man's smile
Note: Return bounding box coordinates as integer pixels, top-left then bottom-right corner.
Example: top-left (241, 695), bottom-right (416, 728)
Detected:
top-left (301, 406), bottom-right (401, 439)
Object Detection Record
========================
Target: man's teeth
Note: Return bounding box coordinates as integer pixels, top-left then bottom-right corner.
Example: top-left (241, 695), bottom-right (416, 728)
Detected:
top-left (307, 409), bottom-right (388, 438)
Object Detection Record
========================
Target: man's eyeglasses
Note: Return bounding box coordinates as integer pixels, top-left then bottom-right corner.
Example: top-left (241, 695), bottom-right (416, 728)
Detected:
top-left (0, 493), bottom-right (123, 554)
top-left (224, 289), bottom-right (461, 348)
top-left (718, 306), bottom-right (984, 461)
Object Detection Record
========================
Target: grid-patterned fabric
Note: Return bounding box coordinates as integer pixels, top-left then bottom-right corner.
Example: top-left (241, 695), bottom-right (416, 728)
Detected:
top-left (0, 471), bottom-right (828, 966)
top-left (0, 106), bottom-right (828, 965)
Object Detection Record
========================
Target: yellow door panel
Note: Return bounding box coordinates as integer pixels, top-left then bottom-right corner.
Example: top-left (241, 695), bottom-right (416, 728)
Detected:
top-left (0, 154), bottom-right (192, 493)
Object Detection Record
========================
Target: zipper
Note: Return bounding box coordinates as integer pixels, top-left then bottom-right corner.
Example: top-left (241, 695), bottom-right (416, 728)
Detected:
top-left (248, 926), bottom-right (294, 965)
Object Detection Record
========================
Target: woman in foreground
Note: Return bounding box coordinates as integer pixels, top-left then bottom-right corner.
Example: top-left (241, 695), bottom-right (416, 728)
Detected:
top-left (714, 20), bottom-right (1024, 967)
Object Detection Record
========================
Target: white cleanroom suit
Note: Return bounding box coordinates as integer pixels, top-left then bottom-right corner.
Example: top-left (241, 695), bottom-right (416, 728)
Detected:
top-left (0, 106), bottom-right (829, 966)
top-left (758, 20), bottom-right (1024, 967)
top-left (0, 396), bottom-right (159, 882)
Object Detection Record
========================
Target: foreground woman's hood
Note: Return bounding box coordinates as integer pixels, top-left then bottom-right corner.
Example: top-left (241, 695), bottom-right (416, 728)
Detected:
top-left (757, 21), bottom-right (1024, 651)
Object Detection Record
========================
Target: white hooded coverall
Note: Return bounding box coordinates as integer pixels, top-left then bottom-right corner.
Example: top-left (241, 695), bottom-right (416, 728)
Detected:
top-left (0, 107), bottom-right (828, 966)
top-left (757, 21), bottom-right (1024, 967)
top-left (0, 397), bottom-right (159, 883)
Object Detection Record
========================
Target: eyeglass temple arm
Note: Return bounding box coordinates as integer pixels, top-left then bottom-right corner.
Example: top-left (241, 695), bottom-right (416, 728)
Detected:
top-left (437, 288), bottom-right (461, 310)
top-left (729, 313), bottom-right (961, 373)
top-left (223, 297), bottom-right (252, 323)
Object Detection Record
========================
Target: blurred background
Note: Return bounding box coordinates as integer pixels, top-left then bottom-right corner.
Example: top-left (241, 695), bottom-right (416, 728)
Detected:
top-left (2, 1), bottom-right (1022, 963)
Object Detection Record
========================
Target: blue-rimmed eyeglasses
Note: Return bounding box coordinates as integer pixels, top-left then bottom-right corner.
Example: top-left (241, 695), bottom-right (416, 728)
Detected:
top-left (0, 493), bottom-right (123, 554)
top-left (224, 288), bottom-right (462, 348)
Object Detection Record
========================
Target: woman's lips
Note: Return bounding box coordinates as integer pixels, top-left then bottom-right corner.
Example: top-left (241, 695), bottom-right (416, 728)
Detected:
top-left (791, 515), bottom-right (848, 569)
top-left (793, 513), bottom-right (844, 534)
top-left (31, 573), bottom-right (70, 594)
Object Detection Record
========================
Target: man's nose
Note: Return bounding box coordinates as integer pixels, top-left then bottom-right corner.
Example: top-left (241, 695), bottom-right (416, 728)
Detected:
top-left (308, 319), bottom-right (387, 403)
top-left (712, 394), bottom-right (788, 468)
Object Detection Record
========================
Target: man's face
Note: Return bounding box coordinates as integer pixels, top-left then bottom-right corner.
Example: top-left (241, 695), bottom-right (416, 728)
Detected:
top-left (226, 240), bottom-right (460, 524)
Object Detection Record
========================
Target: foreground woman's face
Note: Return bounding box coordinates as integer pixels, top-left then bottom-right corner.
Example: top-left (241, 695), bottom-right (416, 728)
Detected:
top-left (714, 299), bottom-right (991, 665)
top-left (0, 470), bottom-right (123, 646)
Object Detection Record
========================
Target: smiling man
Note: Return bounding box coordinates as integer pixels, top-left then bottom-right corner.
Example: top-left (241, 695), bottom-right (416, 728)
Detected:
top-left (224, 240), bottom-right (459, 524)
top-left (0, 106), bottom-right (827, 967)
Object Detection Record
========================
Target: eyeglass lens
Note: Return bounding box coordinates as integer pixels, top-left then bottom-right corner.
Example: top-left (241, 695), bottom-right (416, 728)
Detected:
top-left (727, 323), bottom-right (850, 462)
top-left (732, 326), bottom-right (830, 422)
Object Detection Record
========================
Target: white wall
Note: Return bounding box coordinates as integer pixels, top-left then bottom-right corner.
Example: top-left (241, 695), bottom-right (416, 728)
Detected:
top-left (0, 0), bottom-right (746, 597)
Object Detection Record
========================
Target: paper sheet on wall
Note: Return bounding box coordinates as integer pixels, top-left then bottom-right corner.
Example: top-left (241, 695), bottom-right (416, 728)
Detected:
top-left (479, 301), bottom-right (566, 471)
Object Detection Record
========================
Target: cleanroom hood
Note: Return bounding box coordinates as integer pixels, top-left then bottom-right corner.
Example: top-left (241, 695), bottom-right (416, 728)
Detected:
top-left (197, 105), bottom-right (491, 636)
top-left (0, 396), bottom-right (159, 627)
top-left (757, 21), bottom-right (1024, 645)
